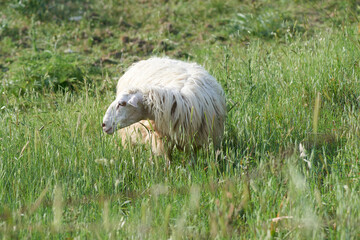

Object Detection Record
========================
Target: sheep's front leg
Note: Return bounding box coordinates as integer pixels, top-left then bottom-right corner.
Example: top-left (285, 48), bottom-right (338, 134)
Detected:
top-left (150, 135), bottom-right (174, 169)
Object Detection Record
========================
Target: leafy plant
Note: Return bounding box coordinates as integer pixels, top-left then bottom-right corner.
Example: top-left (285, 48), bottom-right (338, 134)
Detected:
top-left (11, 0), bottom-right (51, 20)
top-left (5, 51), bottom-right (87, 95)
top-left (231, 10), bottom-right (305, 39)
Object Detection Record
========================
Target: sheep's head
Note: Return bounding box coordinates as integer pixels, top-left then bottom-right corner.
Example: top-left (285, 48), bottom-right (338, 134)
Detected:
top-left (102, 91), bottom-right (145, 134)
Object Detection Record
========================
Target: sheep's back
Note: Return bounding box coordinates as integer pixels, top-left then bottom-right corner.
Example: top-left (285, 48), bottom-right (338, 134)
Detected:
top-left (116, 57), bottom-right (215, 94)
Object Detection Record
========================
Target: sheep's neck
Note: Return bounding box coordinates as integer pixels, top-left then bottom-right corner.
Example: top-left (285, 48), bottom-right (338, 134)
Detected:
top-left (142, 104), bottom-right (155, 121)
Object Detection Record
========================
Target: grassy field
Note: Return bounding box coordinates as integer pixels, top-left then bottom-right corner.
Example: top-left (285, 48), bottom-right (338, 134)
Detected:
top-left (1, 0), bottom-right (360, 239)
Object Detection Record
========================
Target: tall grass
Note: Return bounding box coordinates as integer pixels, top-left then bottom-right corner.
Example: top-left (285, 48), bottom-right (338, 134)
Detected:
top-left (1, 0), bottom-right (360, 239)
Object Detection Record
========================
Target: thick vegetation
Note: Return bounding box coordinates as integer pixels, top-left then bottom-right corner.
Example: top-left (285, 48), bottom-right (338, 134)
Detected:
top-left (0, 0), bottom-right (359, 239)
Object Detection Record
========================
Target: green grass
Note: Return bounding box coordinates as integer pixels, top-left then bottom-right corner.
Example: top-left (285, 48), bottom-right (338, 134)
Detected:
top-left (1, 0), bottom-right (360, 239)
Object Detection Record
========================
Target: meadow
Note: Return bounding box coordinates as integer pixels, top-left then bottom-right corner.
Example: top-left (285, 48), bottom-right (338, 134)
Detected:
top-left (0, 0), bottom-right (360, 239)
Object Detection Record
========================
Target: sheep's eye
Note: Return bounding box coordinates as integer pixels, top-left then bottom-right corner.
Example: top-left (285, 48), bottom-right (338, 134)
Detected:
top-left (117, 101), bottom-right (126, 109)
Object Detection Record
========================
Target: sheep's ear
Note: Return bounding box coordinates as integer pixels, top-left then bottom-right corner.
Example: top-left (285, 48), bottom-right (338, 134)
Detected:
top-left (128, 93), bottom-right (142, 108)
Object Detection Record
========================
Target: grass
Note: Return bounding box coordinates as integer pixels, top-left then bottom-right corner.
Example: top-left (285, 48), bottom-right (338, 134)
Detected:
top-left (1, 0), bottom-right (360, 239)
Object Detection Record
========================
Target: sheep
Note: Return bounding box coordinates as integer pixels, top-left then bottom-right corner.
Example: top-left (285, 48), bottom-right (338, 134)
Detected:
top-left (102, 57), bottom-right (226, 160)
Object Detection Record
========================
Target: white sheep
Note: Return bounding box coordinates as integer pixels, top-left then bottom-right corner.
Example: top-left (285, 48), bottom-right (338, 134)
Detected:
top-left (102, 57), bottom-right (226, 160)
